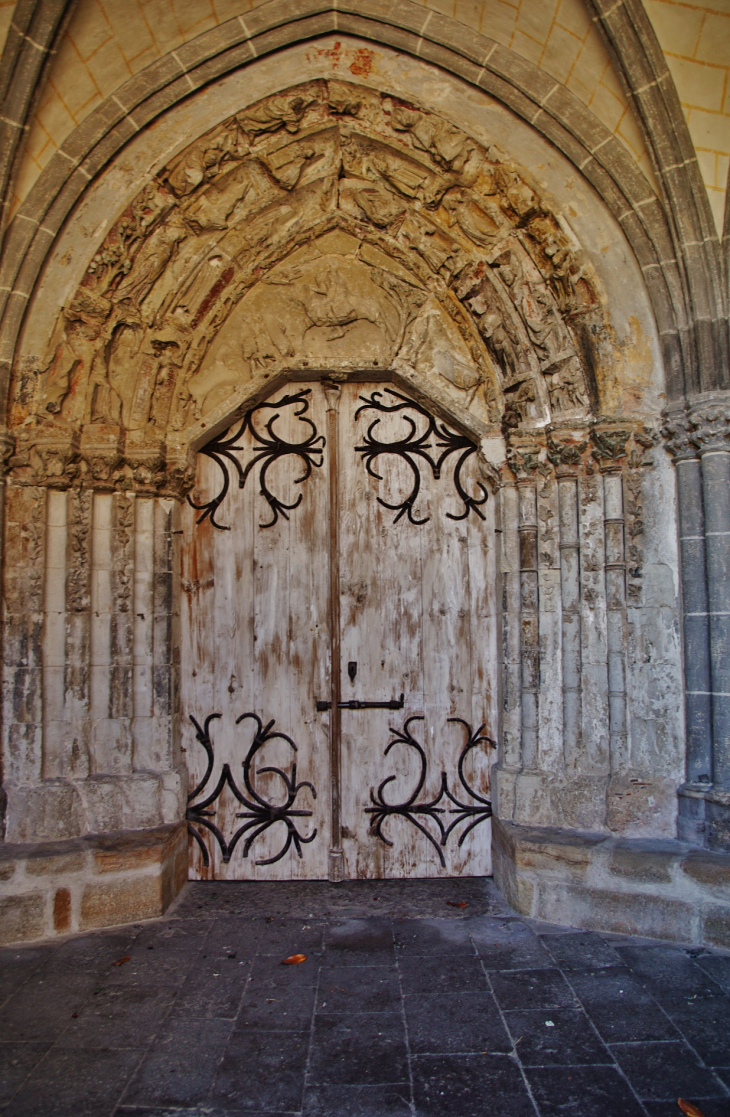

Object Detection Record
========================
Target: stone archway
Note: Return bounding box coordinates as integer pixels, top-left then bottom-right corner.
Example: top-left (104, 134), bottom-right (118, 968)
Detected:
top-left (0, 61), bottom-right (699, 945)
top-left (8, 80), bottom-right (603, 494)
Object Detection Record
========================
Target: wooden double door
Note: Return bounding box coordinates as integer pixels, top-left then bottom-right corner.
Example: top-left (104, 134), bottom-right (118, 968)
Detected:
top-left (181, 380), bottom-right (497, 880)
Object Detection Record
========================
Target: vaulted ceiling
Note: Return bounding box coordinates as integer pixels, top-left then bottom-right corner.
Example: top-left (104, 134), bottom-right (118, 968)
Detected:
top-left (2, 0), bottom-right (728, 232)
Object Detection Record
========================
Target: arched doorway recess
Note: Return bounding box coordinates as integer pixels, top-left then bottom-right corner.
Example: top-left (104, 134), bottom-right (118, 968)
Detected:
top-left (2, 54), bottom-right (697, 939)
top-left (7, 71), bottom-right (678, 843)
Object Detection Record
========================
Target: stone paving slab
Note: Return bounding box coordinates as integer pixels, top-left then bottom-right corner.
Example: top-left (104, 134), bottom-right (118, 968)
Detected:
top-left (0, 878), bottom-right (728, 1116)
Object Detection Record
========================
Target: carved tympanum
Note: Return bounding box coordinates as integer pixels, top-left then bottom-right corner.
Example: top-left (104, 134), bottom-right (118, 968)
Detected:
top-left (10, 81), bottom-right (606, 493)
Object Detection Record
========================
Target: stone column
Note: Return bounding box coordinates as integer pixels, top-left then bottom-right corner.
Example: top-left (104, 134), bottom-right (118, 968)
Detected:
top-left (536, 469), bottom-right (563, 774)
top-left (665, 393), bottom-right (730, 850)
top-left (547, 436), bottom-right (587, 778)
top-left (494, 478), bottom-right (522, 819)
top-left (517, 473), bottom-right (539, 772)
top-left (600, 454), bottom-right (629, 777)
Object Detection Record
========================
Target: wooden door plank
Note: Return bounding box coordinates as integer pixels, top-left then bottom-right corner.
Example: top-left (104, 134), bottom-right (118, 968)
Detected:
top-left (339, 383), bottom-right (426, 879)
top-left (183, 388), bottom-right (330, 880)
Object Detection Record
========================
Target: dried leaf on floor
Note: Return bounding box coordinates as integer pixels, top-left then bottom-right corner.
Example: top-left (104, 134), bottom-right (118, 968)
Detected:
top-left (281, 953), bottom-right (307, 965)
top-left (678, 1101), bottom-right (706, 1117)
top-left (111, 955), bottom-right (131, 966)
top-left (446, 901), bottom-right (467, 908)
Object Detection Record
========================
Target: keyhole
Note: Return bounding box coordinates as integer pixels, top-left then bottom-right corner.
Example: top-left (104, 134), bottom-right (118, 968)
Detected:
top-left (348, 661), bottom-right (357, 683)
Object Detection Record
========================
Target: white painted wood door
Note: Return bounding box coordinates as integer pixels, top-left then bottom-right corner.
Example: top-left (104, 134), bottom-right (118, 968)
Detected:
top-left (181, 381), bottom-right (497, 880)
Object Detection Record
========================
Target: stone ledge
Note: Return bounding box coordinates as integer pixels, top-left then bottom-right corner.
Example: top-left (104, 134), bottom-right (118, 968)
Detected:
top-left (492, 817), bottom-right (730, 949)
top-left (0, 821), bottom-right (188, 945)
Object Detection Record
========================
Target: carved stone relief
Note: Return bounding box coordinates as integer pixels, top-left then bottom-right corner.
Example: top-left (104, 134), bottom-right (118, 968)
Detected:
top-left (9, 80), bottom-right (608, 494)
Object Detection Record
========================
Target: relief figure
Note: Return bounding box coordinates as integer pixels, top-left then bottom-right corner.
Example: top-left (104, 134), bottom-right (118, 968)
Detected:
top-left (111, 213), bottom-right (188, 311)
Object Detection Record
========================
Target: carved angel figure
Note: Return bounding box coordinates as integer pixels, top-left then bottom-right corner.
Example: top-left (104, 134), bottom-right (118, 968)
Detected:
top-left (166, 122), bottom-right (243, 197)
top-left (389, 102), bottom-right (482, 183)
top-left (459, 272), bottom-right (526, 385)
top-left (525, 215), bottom-right (586, 314)
top-left (545, 357), bottom-right (589, 412)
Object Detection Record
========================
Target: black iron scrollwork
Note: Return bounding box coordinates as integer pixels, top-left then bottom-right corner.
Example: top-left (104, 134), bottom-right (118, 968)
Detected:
top-left (365, 716), bottom-right (494, 867)
top-left (186, 711), bottom-right (317, 867)
top-left (354, 389), bottom-right (488, 525)
top-left (188, 389), bottom-right (325, 530)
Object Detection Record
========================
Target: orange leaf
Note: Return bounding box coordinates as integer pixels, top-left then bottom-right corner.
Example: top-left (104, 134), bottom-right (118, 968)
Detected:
top-left (678, 1101), bottom-right (706, 1117)
top-left (112, 955), bottom-right (131, 966)
top-left (446, 901), bottom-right (467, 909)
top-left (281, 953), bottom-right (307, 965)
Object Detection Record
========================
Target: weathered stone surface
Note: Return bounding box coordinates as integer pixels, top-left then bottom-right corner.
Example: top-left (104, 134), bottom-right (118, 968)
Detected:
top-left (0, 823), bottom-right (188, 945)
top-left (606, 775), bottom-right (679, 836)
top-left (53, 887), bottom-right (71, 932)
top-left (538, 882), bottom-right (696, 943)
top-left (681, 849), bottom-right (730, 893)
top-left (90, 822), bottom-right (183, 875)
top-left (608, 839), bottom-right (677, 884)
top-left (494, 821), bottom-right (730, 947)
top-left (702, 905), bottom-right (730, 950)
top-left (26, 842), bottom-right (86, 876)
top-left (495, 819), bottom-right (605, 879)
top-left (79, 875), bottom-right (164, 930)
top-left (0, 893), bottom-right (46, 945)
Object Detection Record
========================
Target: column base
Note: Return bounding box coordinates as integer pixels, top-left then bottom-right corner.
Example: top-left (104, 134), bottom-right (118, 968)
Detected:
top-left (0, 821), bottom-right (187, 946)
top-left (678, 783), bottom-right (730, 851)
top-left (492, 817), bottom-right (730, 948)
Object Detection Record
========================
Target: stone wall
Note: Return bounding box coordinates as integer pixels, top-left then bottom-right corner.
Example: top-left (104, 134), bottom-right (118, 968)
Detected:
top-left (494, 818), bottom-right (730, 949)
top-left (2, 488), bottom-right (185, 843)
top-left (0, 821), bottom-right (187, 945)
top-left (494, 423), bottom-right (685, 837)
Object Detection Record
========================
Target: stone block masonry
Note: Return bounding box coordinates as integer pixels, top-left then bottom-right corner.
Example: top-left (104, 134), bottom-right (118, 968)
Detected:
top-left (0, 820), bottom-right (187, 945)
top-left (493, 817), bottom-right (730, 950)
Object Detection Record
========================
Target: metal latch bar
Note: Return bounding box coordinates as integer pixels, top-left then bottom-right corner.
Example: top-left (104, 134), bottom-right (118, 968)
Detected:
top-left (316, 693), bottom-right (404, 712)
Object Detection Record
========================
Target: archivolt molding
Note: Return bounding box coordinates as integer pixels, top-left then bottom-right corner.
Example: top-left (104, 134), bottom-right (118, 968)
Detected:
top-left (8, 81), bottom-right (608, 495)
top-left (587, 0), bottom-right (728, 397)
top-left (0, 0), bottom-right (77, 241)
top-left (0, 0), bottom-right (692, 451)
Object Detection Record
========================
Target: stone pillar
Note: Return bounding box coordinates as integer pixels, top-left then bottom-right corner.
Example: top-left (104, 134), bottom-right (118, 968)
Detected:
top-left (536, 470), bottom-right (563, 774)
top-left (665, 393), bottom-right (730, 850)
top-left (41, 489), bottom-right (68, 779)
top-left (494, 478), bottom-right (522, 819)
top-left (603, 468), bottom-right (628, 775)
top-left (517, 476), bottom-right (539, 772)
top-left (2, 484), bottom-right (86, 841)
top-left (555, 465), bottom-right (583, 776)
top-left (591, 430), bottom-right (630, 780)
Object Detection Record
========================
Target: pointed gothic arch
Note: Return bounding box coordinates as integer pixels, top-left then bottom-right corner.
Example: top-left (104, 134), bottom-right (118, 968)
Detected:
top-left (9, 81), bottom-right (609, 494)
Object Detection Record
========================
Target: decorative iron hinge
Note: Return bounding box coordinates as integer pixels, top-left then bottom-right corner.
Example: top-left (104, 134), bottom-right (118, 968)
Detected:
top-left (366, 716), bottom-right (495, 867)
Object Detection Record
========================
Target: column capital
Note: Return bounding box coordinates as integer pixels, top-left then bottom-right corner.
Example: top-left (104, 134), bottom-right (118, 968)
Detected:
top-left (590, 425), bottom-right (629, 472)
top-left (663, 390), bottom-right (730, 460)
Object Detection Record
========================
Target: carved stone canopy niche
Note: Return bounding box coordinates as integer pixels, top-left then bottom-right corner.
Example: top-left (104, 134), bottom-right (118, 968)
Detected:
top-left (8, 80), bottom-right (607, 494)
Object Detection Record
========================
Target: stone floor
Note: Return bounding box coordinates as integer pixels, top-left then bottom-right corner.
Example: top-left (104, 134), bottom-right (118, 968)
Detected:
top-left (0, 878), bottom-right (729, 1117)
